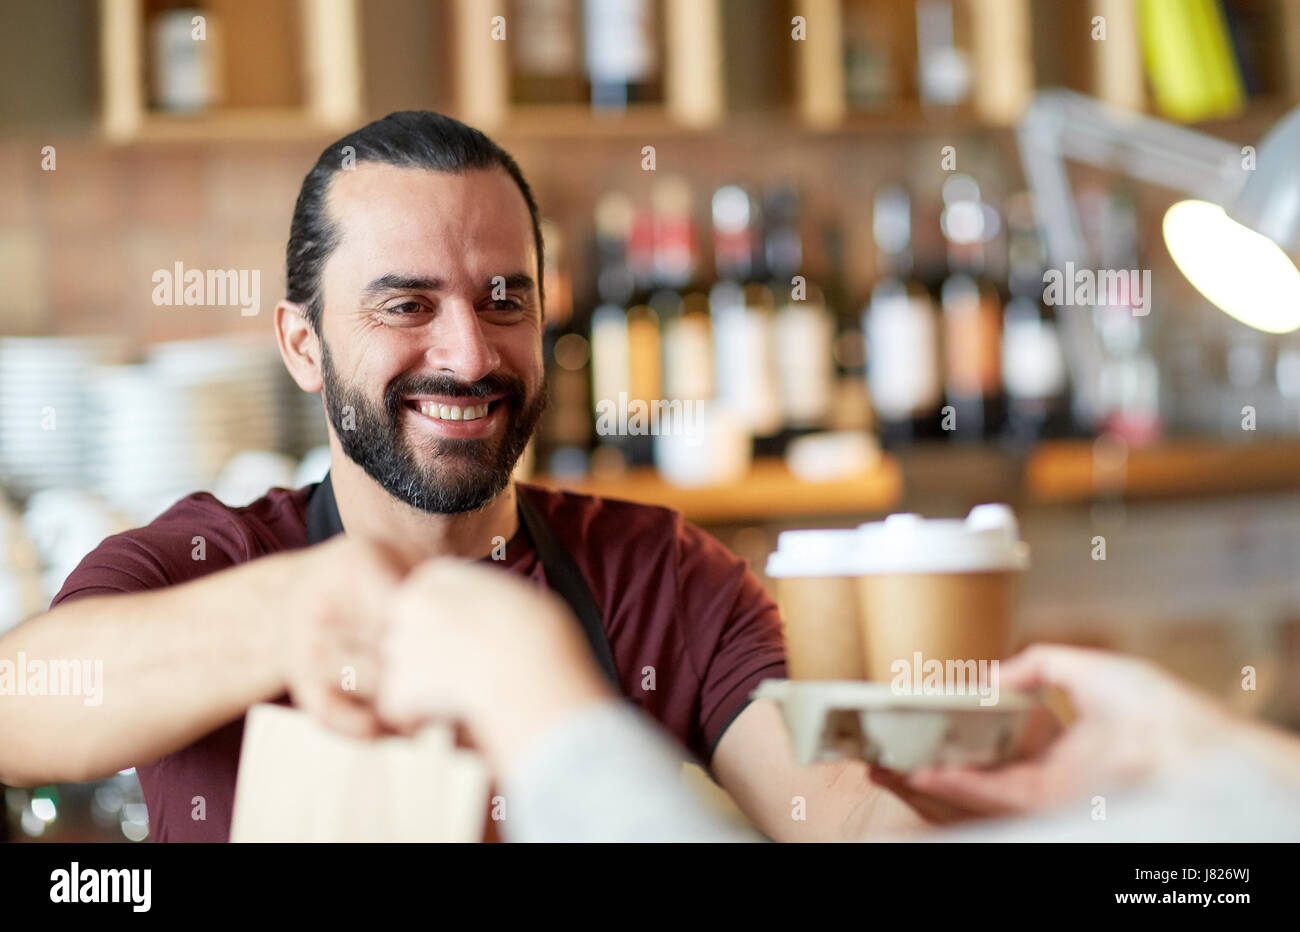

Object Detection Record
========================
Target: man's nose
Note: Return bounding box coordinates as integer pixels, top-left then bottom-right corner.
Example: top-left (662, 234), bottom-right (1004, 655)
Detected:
top-left (425, 300), bottom-right (500, 384)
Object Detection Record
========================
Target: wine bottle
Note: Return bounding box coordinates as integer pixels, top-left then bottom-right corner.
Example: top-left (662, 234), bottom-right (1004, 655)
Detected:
top-left (711, 184), bottom-right (782, 455)
top-left (821, 221), bottom-right (873, 433)
top-left (1001, 192), bottom-right (1070, 445)
top-left (653, 178), bottom-right (714, 410)
top-left (583, 0), bottom-right (661, 110)
top-left (938, 173), bottom-right (1005, 442)
top-left (537, 220), bottom-right (593, 476)
top-left (765, 182), bottom-right (834, 440)
top-left (864, 185), bottom-right (944, 447)
top-left (510, 0), bottom-right (585, 105)
top-left (589, 192), bottom-right (635, 470)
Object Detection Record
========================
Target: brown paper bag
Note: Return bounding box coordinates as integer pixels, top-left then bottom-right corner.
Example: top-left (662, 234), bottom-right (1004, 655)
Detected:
top-left (231, 703), bottom-right (489, 842)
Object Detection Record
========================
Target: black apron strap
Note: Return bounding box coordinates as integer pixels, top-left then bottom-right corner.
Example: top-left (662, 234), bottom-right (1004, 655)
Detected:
top-left (305, 474), bottom-right (344, 544)
top-left (303, 474), bottom-right (623, 695)
top-left (515, 488), bottom-right (624, 696)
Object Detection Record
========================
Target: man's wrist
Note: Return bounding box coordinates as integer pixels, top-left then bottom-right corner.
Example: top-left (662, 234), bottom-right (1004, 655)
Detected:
top-left (240, 550), bottom-right (300, 694)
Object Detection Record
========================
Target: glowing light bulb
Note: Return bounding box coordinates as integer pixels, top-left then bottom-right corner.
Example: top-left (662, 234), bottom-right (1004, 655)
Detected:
top-left (1163, 199), bottom-right (1300, 334)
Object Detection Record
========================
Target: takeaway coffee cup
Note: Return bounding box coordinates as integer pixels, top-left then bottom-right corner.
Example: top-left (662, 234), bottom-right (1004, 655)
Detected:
top-left (855, 505), bottom-right (1029, 683)
top-left (765, 529), bottom-right (867, 680)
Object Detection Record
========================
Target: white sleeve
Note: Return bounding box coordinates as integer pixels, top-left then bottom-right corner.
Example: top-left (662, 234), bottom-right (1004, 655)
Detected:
top-left (500, 699), bottom-right (760, 843)
top-left (500, 702), bottom-right (1300, 843)
top-left (926, 742), bottom-right (1300, 843)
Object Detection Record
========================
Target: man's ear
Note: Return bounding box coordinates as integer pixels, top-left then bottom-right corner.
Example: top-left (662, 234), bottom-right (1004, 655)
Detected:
top-left (275, 300), bottom-right (323, 393)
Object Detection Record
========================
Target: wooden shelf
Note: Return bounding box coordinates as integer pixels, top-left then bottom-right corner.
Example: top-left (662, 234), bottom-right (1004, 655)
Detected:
top-left (97, 99), bottom-right (1296, 146)
top-left (492, 104), bottom-right (692, 139)
top-left (827, 102), bottom-right (1009, 135)
top-left (117, 107), bottom-right (339, 143)
top-left (1026, 438), bottom-right (1300, 503)
top-left (530, 456), bottom-right (903, 523)
top-left (534, 438), bottom-right (1300, 523)
top-left (90, 1), bottom-right (1300, 144)
top-left (108, 108), bottom-right (1021, 145)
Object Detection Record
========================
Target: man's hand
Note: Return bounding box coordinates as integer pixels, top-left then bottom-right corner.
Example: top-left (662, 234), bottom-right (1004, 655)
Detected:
top-left (276, 536), bottom-right (413, 738)
top-left (376, 558), bottom-right (614, 771)
top-left (868, 644), bottom-right (1236, 821)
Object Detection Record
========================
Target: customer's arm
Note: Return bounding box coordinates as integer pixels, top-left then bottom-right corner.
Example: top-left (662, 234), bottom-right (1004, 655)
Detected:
top-left (532, 644), bottom-right (1300, 844)
top-left (377, 559), bottom-right (757, 842)
top-left (870, 644), bottom-right (1300, 826)
top-left (501, 699), bottom-right (755, 842)
top-left (0, 536), bottom-right (407, 786)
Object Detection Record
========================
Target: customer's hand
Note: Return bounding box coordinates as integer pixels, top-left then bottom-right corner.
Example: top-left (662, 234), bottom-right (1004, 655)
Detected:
top-left (275, 536), bottom-right (412, 738)
top-left (376, 558), bottom-right (615, 771)
top-left (868, 644), bottom-right (1237, 821)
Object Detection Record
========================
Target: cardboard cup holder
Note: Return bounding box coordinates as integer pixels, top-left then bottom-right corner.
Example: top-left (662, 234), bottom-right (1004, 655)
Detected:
top-left (753, 679), bottom-right (1036, 770)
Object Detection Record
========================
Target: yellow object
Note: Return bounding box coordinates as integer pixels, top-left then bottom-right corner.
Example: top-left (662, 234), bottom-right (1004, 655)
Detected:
top-left (1138, 0), bottom-right (1245, 121)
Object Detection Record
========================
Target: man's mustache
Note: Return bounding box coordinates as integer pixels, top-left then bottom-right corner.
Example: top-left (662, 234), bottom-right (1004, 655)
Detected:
top-left (384, 373), bottom-right (526, 411)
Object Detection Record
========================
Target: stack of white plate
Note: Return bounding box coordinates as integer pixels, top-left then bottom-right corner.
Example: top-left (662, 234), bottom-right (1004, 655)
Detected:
top-left (295, 444), bottom-right (332, 487)
top-left (85, 337), bottom-right (290, 519)
top-left (148, 337), bottom-right (286, 453)
top-left (0, 337), bottom-right (125, 495)
top-left (214, 450), bottom-right (299, 507)
top-left (21, 488), bottom-right (130, 606)
top-left (85, 365), bottom-right (202, 518)
top-left (0, 488), bottom-right (47, 633)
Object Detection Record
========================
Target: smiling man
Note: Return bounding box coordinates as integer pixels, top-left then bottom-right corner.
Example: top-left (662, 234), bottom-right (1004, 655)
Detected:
top-left (0, 111), bottom-right (920, 841)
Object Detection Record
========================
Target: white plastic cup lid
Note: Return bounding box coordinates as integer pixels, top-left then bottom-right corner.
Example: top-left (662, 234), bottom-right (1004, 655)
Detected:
top-left (765, 528), bottom-right (867, 578)
top-left (766, 505), bottom-right (1029, 577)
top-left (855, 504), bottom-right (1029, 573)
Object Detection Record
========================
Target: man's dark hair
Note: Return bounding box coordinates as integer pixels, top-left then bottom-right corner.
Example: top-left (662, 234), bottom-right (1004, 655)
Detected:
top-left (286, 110), bottom-right (544, 331)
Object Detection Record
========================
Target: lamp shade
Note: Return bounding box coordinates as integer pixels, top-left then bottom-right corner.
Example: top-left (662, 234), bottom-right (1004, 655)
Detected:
top-left (1228, 107), bottom-right (1300, 252)
top-left (1162, 106), bottom-right (1300, 334)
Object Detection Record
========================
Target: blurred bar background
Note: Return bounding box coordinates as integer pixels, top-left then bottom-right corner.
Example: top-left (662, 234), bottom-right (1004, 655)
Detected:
top-left (3, 0), bottom-right (1300, 840)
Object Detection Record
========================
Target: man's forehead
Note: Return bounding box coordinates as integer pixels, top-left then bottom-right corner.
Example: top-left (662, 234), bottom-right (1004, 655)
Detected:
top-left (327, 160), bottom-right (473, 199)
top-left (324, 162), bottom-right (533, 250)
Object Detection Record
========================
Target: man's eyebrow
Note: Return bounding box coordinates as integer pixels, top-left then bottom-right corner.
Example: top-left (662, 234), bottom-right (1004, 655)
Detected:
top-left (359, 274), bottom-right (444, 303)
top-left (489, 273), bottom-right (536, 292)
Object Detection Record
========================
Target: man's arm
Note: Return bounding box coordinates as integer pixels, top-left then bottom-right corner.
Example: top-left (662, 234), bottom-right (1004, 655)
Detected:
top-left (0, 560), bottom-right (286, 785)
top-left (668, 517), bottom-right (927, 841)
top-left (710, 698), bottom-right (928, 841)
top-left (0, 537), bottom-right (405, 786)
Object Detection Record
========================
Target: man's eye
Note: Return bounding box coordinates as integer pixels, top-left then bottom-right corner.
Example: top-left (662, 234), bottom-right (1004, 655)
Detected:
top-left (487, 299), bottom-right (523, 312)
top-left (385, 301), bottom-right (426, 315)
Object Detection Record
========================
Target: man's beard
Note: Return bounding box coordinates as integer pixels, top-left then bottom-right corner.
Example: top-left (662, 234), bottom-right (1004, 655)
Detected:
top-left (319, 340), bottom-right (546, 514)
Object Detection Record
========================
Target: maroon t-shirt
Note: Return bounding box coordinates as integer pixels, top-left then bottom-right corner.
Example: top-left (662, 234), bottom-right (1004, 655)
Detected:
top-left (52, 481), bottom-right (786, 842)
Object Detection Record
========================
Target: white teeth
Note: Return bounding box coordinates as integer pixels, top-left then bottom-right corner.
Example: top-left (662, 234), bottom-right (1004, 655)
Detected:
top-left (416, 401), bottom-right (490, 421)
